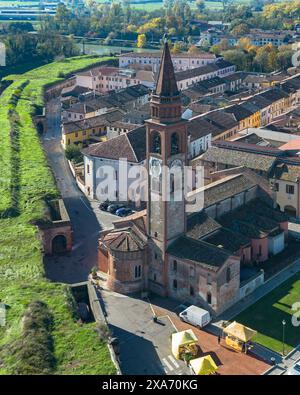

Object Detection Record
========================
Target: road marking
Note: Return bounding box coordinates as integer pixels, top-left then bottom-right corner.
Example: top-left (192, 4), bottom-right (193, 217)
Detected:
top-left (162, 357), bottom-right (174, 372)
top-left (168, 355), bottom-right (180, 368)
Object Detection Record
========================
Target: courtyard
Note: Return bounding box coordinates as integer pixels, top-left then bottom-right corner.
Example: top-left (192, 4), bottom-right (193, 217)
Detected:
top-left (234, 272), bottom-right (300, 355)
top-left (100, 288), bottom-right (270, 375)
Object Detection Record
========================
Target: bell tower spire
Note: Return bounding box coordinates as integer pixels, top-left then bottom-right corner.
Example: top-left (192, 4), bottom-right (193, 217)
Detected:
top-left (150, 39), bottom-right (182, 124)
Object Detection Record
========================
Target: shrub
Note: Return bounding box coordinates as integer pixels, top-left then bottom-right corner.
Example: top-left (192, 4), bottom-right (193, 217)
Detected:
top-left (65, 144), bottom-right (83, 164)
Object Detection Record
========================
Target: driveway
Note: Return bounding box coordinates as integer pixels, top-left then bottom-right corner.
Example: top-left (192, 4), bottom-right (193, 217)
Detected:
top-left (42, 99), bottom-right (115, 284)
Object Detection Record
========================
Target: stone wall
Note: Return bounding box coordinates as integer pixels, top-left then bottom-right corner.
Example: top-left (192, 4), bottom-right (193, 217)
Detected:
top-left (239, 270), bottom-right (264, 300)
top-left (167, 254), bottom-right (240, 316)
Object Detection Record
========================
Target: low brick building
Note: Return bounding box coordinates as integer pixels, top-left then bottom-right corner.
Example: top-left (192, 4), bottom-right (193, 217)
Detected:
top-left (37, 199), bottom-right (72, 255)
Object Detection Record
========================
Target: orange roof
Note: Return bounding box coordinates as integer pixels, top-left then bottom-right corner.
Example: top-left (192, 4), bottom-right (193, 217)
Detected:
top-left (279, 139), bottom-right (300, 151)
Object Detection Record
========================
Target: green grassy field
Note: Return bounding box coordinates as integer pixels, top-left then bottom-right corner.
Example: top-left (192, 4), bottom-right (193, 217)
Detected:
top-left (234, 272), bottom-right (300, 355)
top-left (0, 55), bottom-right (116, 375)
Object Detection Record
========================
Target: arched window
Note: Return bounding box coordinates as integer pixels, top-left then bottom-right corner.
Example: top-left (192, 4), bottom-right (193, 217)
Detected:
top-left (207, 292), bottom-right (212, 304)
top-left (173, 260), bottom-right (177, 272)
top-left (171, 132), bottom-right (179, 155)
top-left (226, 267), bottom-right (231, 283)
top-left (152, 132), bottom-right (161, 154)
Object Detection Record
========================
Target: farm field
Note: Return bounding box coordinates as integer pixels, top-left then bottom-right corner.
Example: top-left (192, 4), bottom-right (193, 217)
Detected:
top-left (92, 0), bottom-right (251, 11)
top-left (0, 55), bottom-right (116, 375)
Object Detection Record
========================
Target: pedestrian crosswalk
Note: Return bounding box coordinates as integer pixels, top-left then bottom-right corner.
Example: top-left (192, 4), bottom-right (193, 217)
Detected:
top-left (161, 354), bottom-right (186, 375)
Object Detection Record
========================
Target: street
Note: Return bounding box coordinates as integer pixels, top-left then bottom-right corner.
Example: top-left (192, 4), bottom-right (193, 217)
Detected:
top-left (43, 99), bottom-right (115, 283)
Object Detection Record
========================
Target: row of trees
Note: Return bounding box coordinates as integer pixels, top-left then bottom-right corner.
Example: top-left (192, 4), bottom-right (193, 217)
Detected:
top-left (212, 38), bottom-right (293, 72)
top-left (39, 1), bottom-right (300, 42)
top-left (3, 31), bottom-right (79, 67)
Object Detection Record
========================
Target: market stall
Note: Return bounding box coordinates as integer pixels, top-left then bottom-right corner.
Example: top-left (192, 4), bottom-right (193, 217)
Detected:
top-left (190, 355), bottom-right (218, 375)
top-left (223, 321), bottom-right (257, 353)
top-left (171, 329), bottom-right (199, 361)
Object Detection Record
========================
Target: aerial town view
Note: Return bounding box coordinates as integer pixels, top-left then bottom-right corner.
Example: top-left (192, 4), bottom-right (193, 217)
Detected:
top-left (0, 0), bottom-right (300, 385)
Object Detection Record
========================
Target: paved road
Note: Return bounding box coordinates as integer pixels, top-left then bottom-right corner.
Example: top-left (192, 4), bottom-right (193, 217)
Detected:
top-left (100, 290), bottom-right (190, 375)
top-left (42, 99), bottom-right (115, 284)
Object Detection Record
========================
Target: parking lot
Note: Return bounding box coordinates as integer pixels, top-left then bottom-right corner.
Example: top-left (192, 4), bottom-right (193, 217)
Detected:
top-left (100, 290), bottom-right (271, 375)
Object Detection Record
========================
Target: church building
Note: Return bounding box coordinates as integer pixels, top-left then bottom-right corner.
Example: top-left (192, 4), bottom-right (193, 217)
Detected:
top-left (97, 41), bottom-right (288, 316)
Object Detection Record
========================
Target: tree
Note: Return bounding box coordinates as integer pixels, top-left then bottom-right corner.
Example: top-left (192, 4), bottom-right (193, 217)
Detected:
top-left (137, 34), bottom-right (147, 48)
top-left (222, 49), bottom-right (251, 71)
top-left (65, 145), bottom-right (83, 164)
top-left (195, 0), bottom-right (205, 13)
top-left (188, 44), bottom-right (200, 54)
top-left (231, 23), bottom-right (250, 37)
top-left (171, 41), bottom-right (185, 54)
top-left (237, 37), bottom-right (253, 52)
top-left (276, 46), bottom-right (293, 70)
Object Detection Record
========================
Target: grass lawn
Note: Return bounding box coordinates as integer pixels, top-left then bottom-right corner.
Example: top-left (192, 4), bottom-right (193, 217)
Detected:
top-left (234, 272), bottom-right (300, 355)
top-left (0, 55), bottom-right (117, 375)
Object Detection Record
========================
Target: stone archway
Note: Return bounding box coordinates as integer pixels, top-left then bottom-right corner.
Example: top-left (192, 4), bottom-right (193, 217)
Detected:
top-left (52, 234), bottom-right (67, 254)
top-left (284, 205), bottom-right (297, 218)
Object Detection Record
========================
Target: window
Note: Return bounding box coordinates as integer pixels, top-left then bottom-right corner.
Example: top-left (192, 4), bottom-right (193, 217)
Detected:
top-left (274, 182), bottom-right (279, 191)
top-left (172, 260), bottom-right (177, 272)
top-left (207, 273), bottom-right (212, 285)
top-left (258, 245), bottom-right (262, 257)
top-left (153, 273), bottom-right (157, 282)
top-left (152, 132), bottom-right (161, 154)
top-left (190, 266), bottom-right (195, 277)
top-left (207, 292), bottom-right (212, 304)
top-left (171, 132), bottom-right (179, 155)
top-left (134, 265), bottom-right (141, 278)
top-left (173, 279), bottom-right (177, 289)
top-left (190, 286), bottom-right (194, 296)
top-left (87, 164), bottom-right (90, 174)
top-left (226, 267), bottom-right (231, 283)
top-left (170, 173), bottom-right (175, 194)
top-left (286, 184), bottom-right (295, 194)
top-left (154, 252), bottom-right (157, 259)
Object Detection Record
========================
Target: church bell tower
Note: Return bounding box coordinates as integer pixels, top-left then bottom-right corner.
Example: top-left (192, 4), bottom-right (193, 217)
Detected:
top-left (145, 39), bottom-right (188, 295)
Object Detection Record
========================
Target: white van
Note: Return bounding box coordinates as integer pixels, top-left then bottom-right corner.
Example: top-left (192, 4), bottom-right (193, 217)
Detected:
top-left (179, 305), bottom-right (211, 328)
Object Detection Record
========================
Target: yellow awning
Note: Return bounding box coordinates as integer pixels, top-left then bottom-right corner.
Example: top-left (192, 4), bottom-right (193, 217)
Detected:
top-left (171, 329), bottom-right (198, 359)
top-left (223, 321), bottom-right (257, 342)
top-left (190, 355), bottom-right (218, 375)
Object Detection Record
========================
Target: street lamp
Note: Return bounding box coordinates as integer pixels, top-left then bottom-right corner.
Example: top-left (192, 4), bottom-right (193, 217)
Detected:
top-left (282, 319), bottom-right (286, 357)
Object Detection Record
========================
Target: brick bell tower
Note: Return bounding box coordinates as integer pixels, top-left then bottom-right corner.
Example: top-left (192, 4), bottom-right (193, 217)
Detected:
top-left (145, 38), bottom-right (188, 295)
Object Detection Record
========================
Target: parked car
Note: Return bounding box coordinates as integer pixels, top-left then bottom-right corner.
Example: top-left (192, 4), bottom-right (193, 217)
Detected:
top-left (107, 204), bottom-right (125, 214)
top-left (99, 201), bottom-right (110, 211)
top-left (115, 207), bottom-right (133, 217)
top-left (179, 305), bottom-right (211, 328)
top-left (288, 362), bottom-right (300, 375)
